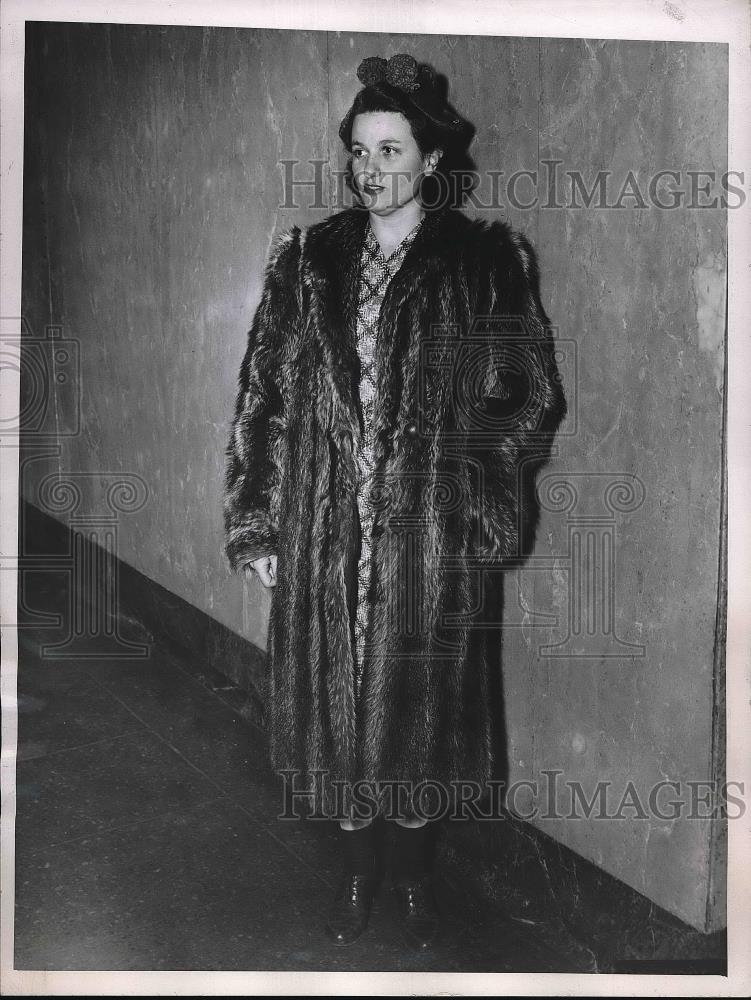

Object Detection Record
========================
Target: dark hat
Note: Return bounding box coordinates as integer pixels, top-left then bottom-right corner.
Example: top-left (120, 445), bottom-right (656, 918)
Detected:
top-left (346, 53), bottom-right (472, 141)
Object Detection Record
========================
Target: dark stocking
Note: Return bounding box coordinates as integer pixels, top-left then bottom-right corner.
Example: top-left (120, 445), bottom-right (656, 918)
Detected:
top-left (338, 823), bottom-right (376, 877)
top-left (391, 823), bottom-right (430, 885)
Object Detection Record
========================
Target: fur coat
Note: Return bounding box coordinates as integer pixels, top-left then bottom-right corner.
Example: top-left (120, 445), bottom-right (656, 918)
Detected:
top-left (223, 204), bottom-right (567, 816)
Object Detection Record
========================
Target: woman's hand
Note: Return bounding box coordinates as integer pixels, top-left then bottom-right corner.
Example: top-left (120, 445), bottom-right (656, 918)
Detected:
top-left (244, 554), bottom-right (277, 588)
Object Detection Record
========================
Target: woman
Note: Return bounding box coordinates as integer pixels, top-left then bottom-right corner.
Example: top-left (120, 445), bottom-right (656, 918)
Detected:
top-left (223, 54), bottom-right (566, 951)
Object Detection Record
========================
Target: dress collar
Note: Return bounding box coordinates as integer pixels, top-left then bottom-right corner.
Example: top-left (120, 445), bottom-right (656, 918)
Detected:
top-left (364, 214), bottom-right (425, 270)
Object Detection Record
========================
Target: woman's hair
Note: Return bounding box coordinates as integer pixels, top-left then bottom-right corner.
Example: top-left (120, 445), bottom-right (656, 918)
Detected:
top-left (338, 56), bottom-right (477, 210)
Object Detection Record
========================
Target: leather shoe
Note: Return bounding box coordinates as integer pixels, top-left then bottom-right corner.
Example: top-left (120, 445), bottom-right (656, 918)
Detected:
top-left (324, 872), bottom-right (377, 946)
top-left (393, 876), bottom-right (440, 951)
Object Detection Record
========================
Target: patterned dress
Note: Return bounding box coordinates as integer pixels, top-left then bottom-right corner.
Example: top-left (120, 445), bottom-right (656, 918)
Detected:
top-left (353, 215), bottom-right (424, 683)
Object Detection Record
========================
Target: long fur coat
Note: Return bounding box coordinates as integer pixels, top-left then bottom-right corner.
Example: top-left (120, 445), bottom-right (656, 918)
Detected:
top-left (223, 204), bottom-right (566, 816)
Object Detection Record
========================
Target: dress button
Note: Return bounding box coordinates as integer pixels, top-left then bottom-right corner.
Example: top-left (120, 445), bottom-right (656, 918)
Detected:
top-left (405, 421), bottom-right (418, 436)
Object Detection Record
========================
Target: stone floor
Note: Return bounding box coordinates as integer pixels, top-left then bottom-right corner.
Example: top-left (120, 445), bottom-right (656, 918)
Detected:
top-left (13, 548), bottom-right (726, 973)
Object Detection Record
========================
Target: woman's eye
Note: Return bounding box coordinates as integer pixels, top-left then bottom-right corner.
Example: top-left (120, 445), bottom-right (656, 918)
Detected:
top-left (382, 147), bottom-right (397, 156)
top-left (352, 149), bottom-right (365, 158)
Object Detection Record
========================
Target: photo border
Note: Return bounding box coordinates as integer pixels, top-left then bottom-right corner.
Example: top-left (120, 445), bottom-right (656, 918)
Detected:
top-left (1, 0), bottom-right (749, 995)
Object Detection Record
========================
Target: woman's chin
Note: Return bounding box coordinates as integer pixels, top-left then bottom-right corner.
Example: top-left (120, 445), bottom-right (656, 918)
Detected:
top-left (359, 189), bottom-right (388, 209)
top-left (359, 193), bottom-right (413, 215)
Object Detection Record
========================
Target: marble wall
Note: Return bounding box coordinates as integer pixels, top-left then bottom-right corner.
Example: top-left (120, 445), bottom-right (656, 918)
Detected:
top-left (21, 23), bottom-right (727, 931)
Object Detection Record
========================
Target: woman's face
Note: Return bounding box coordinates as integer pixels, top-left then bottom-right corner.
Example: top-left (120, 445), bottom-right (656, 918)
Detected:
top-left (350, 111), bottom-right (437, 215)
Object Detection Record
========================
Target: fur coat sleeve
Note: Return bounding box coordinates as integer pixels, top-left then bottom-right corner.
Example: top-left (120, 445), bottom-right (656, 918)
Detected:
top-left (222, 228), bottom-right (301, 572)
top-left (468, 224), bottom-right (567, 565)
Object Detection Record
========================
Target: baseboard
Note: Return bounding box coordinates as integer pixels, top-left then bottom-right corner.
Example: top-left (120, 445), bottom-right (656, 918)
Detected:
top-left (17, 497), bottom-right (267, 726)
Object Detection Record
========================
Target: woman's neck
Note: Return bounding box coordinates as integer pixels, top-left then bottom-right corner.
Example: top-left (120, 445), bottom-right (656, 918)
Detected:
top-left (368, 200), bottom-right (425, 258)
